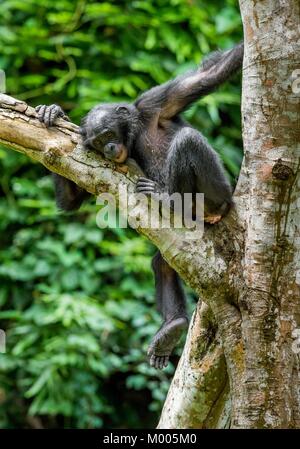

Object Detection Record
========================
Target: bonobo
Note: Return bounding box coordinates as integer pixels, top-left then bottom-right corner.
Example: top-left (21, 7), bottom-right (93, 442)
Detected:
top-left (36, 42), bottom-right (243, 369)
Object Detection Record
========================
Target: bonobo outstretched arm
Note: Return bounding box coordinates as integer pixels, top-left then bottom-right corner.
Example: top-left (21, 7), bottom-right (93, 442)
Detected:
top-left (135, 42), bottom-right (244, 120)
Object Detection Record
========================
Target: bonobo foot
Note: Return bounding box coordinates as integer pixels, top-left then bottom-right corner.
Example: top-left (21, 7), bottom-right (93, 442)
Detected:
top-left (147, 316), bottom-right (188, 369)
top-left (204, 200), bottom-right (232, 224)
top-left (35, 104), bottom-right (69, 127)
top-left (136, 177), bottom-right (161, 196)
top-left (204, 213), bottom-right (222, 224)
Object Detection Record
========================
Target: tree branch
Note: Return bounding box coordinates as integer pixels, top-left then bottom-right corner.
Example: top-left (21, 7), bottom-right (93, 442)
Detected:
top-left (0, 93), bottom-right (235, 298)
top-left (158, 301), bottom-right (230, 429)
top-left (0, 93), bottom-right (246, 428)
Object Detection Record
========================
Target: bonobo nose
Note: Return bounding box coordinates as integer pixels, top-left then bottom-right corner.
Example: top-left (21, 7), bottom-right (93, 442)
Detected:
top-left (104, 143), bottom-right (117, 158)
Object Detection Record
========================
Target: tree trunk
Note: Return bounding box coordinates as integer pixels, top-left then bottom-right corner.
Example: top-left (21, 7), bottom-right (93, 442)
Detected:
top-left (0, 0), bottom-right (299, 429)
top-left (159, 0), bottom-right (300, 429)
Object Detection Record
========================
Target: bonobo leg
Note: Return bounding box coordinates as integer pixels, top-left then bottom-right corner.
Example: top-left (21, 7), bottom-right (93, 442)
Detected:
top-left (167, 127), bottom-right (232, 223)
top-left (148, 251), bottom-right (188, 369)
top-left (35, 105), bottom-right (90, 211)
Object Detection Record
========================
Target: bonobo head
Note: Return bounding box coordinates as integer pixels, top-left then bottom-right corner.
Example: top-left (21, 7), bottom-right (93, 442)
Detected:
top-left (80, 103), bottom-right (139, 163)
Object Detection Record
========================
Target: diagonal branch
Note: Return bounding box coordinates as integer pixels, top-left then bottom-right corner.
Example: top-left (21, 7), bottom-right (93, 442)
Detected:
top-left (0, 93), bottom-right (237, 298)
top-left (0, 94), bottom-right (247, 428)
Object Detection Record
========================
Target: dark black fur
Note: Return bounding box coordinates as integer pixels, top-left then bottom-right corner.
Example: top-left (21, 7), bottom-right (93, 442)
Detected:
top-left (36, 42), bottom-right (243, 368)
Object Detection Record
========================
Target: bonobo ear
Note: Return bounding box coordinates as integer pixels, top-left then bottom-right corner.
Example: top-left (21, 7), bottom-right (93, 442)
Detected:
top-left (116, 105), bottom-right (130, 114)
top-left (79, 126), bottom-right (87, 137)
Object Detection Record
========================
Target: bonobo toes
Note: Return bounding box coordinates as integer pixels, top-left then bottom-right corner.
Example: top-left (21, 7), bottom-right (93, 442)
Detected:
top-left (204, 200), bottom-right (232, 224)
top-left (204, 213), bottom-right (223, 224)
top-left (35, 104), bottom-right (68, 127)
top-left (147, 316), bottom-right (189, 369)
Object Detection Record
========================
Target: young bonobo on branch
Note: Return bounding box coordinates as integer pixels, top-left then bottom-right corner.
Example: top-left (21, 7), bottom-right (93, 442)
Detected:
top-left (36, 42), bottom-right (243, 369)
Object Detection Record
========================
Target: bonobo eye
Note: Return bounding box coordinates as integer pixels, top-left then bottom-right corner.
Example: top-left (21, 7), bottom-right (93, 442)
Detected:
top-left (92, 135), bottom-right (103, 147)
top-left (100, 130), bottom-right (116, 141)
top-left (92, 129), bottom-right (116, 149)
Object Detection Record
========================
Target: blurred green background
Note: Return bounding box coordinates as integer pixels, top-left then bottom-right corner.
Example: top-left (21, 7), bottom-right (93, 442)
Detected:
top-left (0, 0), bottom-right (243, 429)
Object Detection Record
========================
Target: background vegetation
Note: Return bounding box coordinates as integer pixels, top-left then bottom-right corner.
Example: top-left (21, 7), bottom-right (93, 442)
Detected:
top-left (0, 0), bottom-right (243, 428)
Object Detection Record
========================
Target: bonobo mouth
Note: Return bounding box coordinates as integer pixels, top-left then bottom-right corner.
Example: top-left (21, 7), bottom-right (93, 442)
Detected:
top-left (113, 144), bottom-right (128, 163)
top-left (103, 142), bottom-right (128, 163)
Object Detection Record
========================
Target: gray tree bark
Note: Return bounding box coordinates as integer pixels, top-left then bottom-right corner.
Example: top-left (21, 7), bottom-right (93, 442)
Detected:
top-left (0, 0), bottom-right (299, 428)
top-left (159, 0), bottom-right (300, 429)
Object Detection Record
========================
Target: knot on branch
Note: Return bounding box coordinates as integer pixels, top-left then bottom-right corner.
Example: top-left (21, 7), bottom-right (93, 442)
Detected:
top-left (272, 159), bottom-right (293, 181)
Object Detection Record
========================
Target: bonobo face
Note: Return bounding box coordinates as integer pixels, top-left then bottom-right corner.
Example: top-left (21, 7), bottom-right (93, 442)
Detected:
top-left (80, 103), bottom-right (137, 164)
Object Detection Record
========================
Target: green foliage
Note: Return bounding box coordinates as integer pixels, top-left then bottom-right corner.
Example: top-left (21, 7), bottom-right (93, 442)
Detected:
top-left (0, 0), bottom-right (243, 428)
top-left (0, 174), bottom-right (172, 428)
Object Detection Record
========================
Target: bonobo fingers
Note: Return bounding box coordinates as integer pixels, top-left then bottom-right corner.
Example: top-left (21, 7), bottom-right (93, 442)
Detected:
top-left (35, 104), bottom-right (68, 127)
top-left (136, 177), bottom-right (160, 195)
top-left (149, 354), bottom-right (169, 369)
top-left (35, 105), bottom-right (47, 124)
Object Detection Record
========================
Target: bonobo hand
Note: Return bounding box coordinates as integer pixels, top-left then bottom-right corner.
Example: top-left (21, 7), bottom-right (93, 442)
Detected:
top-left (35, 104), bottom-right (69, 127)
top-left (136, 177), bottom-right (161, 196)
